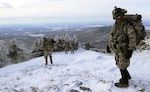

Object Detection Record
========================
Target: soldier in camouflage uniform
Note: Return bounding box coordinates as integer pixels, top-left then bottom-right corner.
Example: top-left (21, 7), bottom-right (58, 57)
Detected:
top-left (85, 42), bottom-right (90, 50)
top-left (63, 41), bottom-right (70, 54)
top-left (42, 37), bottom-right (56, 65)
top-left (108, 7), bottom-right (137, 88)
top-left (74, 42), bottom-right (79, 50)
top-left (70, 41), bottom-right (75, 54)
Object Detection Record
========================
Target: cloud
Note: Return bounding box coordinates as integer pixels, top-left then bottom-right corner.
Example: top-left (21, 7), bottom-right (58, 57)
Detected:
top-left (0, 0), bottom-right (150, 24)
top-left (0, 2), bottom-right (13, 9)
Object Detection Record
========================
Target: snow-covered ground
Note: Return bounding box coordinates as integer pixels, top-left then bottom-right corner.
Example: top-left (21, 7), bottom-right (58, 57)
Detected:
top-left (0, 48), bottom-right (150, 92)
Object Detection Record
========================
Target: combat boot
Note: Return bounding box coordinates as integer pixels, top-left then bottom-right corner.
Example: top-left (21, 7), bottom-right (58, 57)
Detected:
top-left (115, 79), bottom-right (129, 88)
top-left (125, 69), bottom-right (131, 79)
top-left (50, 56), bottom-right (53, 64)
top-left (115, 70), bottom-right (129, 88)
top-left (119, 69), bottom-right (131, 83)
top-left (45, 57), bottom-right (48, 65)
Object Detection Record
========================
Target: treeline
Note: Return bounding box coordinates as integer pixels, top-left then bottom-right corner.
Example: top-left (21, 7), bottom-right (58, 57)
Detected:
top-left (1, 31), bottom-right (150, 68)
top-left (0, 34), bottom-right (78, 68)
top-left (31, 34), bottom-right (79, 57)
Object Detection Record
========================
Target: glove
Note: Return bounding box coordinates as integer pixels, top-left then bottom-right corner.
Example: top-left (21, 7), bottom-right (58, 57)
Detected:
top-left (106, 44), bottom-right (111, 53)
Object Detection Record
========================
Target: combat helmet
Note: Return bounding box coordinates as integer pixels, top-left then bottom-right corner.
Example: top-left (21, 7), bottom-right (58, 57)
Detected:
top-left (112, 6), bottom-right (127, 19)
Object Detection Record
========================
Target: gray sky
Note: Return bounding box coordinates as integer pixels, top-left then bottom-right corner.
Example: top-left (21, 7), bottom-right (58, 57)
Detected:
top-left (0, 0), bottom-right (149, 25)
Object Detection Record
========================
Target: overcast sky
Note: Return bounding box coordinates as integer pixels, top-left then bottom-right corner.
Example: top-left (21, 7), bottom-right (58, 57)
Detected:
top-left (0, 0), bottom-right (149, 25)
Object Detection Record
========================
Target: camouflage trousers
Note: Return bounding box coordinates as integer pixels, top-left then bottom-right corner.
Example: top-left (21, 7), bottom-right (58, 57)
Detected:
top-left (44, 49), bottom-right (53, 59)
top-left (115, 52), bottom-right (130, 70)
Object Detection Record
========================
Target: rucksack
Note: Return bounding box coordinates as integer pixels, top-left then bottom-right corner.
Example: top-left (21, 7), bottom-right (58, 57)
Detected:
top-left (124, 14), bottom-right (147, 45)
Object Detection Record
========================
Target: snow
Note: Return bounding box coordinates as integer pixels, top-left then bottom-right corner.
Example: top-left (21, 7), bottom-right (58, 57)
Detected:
top-left (28, 33), bottom-right (45, 37)
top-left (0, 48), bottom-right (150, 92)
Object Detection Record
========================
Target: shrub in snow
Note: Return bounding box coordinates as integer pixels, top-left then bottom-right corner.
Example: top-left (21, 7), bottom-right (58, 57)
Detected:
top-left (31, 38), bottom-right (43, 58)
top-left (0, 40), bottom-right (10, 67)
top-left (8, 38), bottom-right (31, 63)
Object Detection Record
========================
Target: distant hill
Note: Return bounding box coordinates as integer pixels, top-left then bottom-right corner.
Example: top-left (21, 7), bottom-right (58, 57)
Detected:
top-left (67, 26), bottom-right (112, 49)
top-left (0, 25), bottom-right (150, 50)
top-left (65, 26), bottom-right (150, 49)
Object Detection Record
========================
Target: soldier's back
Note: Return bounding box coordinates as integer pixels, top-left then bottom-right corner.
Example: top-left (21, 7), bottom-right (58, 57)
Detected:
top-left (43, 38), bottom-right (53, 51)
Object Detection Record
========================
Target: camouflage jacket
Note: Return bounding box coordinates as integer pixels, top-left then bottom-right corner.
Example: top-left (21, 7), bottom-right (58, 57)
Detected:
top-left (42, 38), bottom-right (55, 51)
top-left (109, 19), bottom-right (137, 53)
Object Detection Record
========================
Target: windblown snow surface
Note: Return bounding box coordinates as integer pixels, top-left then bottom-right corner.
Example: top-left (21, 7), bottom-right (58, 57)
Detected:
top-left (0, 48), bottom-right (150, 92)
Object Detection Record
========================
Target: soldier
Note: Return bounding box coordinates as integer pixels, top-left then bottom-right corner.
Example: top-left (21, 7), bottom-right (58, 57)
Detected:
top-left (70, 41), bottom-right (75, 54)
top-left (63, 41), bottom-right (70, 54)
top-left (42, 37), bottom-right (56, 65)
top-left (108, 7), bottom-right (137, 88)
top-left (74, 42), bottom-right (79, 50)
top-left (85, 42), bottom-right (90, 50)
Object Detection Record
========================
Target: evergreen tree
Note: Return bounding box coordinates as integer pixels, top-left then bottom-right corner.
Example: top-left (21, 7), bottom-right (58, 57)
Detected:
top-left (72, 34), bottom-right (78, 42)
top-left (8, 38), bottom-right (30, 63)
top-left (0, 40), bottom-right (10, 67)
top-left (31, 38), bottom-right (43, 57)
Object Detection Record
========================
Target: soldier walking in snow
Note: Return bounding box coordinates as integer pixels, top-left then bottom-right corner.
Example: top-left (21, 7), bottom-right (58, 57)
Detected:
top-left (41, 37), bottom-right (56, 65)
top-left (70, 41), bottom-right (75, 54)
top-left (108, 7), bottom-right (137, 88)
top-left (63, 41), bottom-right (70, 54)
